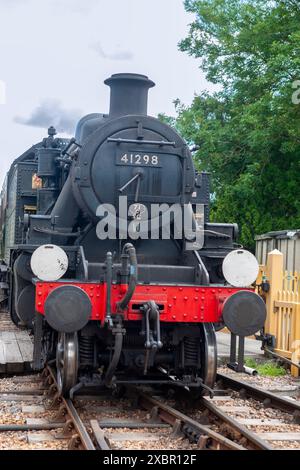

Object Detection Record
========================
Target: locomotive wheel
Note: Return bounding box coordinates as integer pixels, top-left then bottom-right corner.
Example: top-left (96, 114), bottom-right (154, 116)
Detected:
top-left (56, 332), bottom-right (78, 396)
top-left (201, 323), bottom-right (217, 390)
top-left (190, 323), bottom-right (217, 399)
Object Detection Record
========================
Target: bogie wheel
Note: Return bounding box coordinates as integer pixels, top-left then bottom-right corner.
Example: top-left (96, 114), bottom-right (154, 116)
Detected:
top-left (56, 332), bottom-right (78, 396)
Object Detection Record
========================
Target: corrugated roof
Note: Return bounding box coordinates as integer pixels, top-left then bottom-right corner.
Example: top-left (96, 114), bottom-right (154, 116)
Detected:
top-left (255, 230), bottom-right (300, 240)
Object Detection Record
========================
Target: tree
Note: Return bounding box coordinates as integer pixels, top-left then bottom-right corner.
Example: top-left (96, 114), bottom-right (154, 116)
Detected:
top-left (172, 0), bottom-right (300, 249)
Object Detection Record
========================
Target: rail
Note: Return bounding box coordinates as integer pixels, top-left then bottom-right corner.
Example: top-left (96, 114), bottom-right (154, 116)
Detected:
top-left (136, 391), bottom-right (245, 450)
top-left (42, 367), bottom-right (96, 450)
top-left (217, 372), bottom-right (300, 421)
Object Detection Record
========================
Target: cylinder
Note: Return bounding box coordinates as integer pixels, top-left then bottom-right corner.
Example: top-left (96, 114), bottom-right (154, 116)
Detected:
top-left (104, 73), bottom-right (155, 118)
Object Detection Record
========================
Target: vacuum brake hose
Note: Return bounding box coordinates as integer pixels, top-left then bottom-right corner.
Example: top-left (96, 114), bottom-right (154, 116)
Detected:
top-left (104, 329), bottom-right (123, 387)
top-left (117, 243), bottom-right (138, 311)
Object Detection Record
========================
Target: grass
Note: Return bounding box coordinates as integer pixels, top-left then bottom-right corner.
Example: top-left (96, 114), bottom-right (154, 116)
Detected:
top-left (245, 358), bottom-right (287, 377)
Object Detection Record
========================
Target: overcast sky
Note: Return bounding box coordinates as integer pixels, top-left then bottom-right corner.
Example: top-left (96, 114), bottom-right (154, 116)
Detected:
top-left (0, 0), bottom-right (213, 185)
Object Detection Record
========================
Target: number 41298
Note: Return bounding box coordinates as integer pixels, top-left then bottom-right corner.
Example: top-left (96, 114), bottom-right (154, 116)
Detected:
top-left (120, 153), bottom-right (159, 166)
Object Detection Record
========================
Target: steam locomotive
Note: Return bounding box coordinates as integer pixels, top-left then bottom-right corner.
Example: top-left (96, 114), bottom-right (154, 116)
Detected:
top-left (0, 74), bottom-right (266, 396)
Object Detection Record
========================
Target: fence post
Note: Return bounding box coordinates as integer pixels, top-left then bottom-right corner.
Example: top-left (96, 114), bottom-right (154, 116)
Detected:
top-left (265, 249), bottom-right (284, 336)
top-left (291, 303), bottom-right (300, 377)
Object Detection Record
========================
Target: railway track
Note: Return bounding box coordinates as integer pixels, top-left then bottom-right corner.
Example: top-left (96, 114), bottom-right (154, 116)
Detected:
top-left (0, 367), bottom-right (246, 451)
top-left (73, 385), bottom-right (278, 451)
top-left (0, 366), bottom-right (267, 450)
top-left (0, 367), bottom-right (299, 450)
top-left (197, 372), bottom-right (300, 450)
top-left (0, 367), bottom-right (96, 450)
top-left (42, 367), bottom-right (96, 450)
top-left (217, 372), bottom-right (300, 418)
top-left (71, 376), bottom-right (300, 451)
top-left (68, 379), bottom-right (299, 451)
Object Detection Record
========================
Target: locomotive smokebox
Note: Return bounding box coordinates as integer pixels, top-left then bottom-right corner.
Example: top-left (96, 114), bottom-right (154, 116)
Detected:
top-left (105, 73), bottom-right (155, 117)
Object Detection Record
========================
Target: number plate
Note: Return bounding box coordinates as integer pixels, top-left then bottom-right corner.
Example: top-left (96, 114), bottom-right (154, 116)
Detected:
top-left (116, 152), bottom-right (161, 167)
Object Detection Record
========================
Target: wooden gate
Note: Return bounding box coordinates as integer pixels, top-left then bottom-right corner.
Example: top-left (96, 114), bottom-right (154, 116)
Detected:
top-left (259, 250), bottom-right (300, 376)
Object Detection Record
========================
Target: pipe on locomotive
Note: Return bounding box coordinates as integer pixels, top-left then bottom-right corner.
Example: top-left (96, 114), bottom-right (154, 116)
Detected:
top-left (104, 326), bottom-right (124, 387)
top-left (117, 243), bottom-right (138, 311)
top-left (103, 243), bottom-right (138, 386)
top-left (48, 175), bottom-right (80, 240)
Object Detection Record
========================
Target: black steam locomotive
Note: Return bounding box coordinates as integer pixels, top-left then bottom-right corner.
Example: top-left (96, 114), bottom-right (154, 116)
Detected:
top-left (0, 74), bottom-right (266, 396)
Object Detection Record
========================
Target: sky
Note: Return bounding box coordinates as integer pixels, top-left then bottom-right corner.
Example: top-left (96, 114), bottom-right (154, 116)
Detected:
top-left (0, 0), bottom-right (213, 186)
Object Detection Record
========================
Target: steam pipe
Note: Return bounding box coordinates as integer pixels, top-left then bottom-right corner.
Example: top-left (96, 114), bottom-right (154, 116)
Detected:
top-left (104, 329), bottom-right (123, 387)
top-left (117, 243), bottom-right (138, 311)
top-left (50, 175), bottom-right (80, 230)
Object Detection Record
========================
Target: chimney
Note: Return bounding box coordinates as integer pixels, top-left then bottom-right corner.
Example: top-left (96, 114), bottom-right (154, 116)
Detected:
top-left (104, 73), bottom-right (155, 118)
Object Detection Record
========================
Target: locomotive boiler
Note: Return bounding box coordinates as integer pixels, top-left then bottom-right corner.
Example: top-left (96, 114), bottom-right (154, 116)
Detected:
top-left (0, 73), bottom-right (266, 396)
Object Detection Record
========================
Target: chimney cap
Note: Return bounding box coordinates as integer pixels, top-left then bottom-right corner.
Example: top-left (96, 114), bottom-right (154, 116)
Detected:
top-left (104, 73), bottom-right (155, 88)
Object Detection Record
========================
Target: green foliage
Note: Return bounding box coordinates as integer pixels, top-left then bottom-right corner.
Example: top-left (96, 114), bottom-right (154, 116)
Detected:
top-left (245, 358), bottom-right (287, 376)
top-left (173, 0), bottom-right (300, 249)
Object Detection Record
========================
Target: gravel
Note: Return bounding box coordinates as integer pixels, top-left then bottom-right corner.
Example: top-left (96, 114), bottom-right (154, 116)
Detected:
top-left (0, 375), bottom-right (43, 392)
top-left (0, 431), bottom-right (67, 450)
top-left (0, 374), bottom-right (66, 450)
top-left (218, 365), bottom-right (300, 393)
